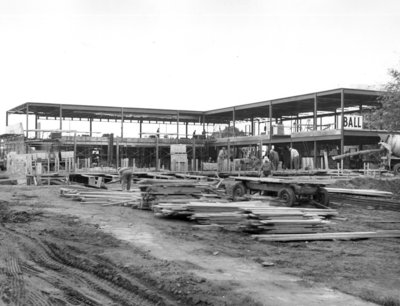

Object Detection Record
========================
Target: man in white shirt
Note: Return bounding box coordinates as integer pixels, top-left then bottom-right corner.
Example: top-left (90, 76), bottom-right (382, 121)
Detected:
top-left (217, 147), bottom-right (228, 172)
top-left (289, 147), bottom-right (300, 170)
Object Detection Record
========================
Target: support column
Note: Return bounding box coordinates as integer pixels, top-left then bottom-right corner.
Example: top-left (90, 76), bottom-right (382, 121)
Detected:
top-left (340, 89), bottom-right (345, 159)
top-left (121, 107), bottom-right (124, 138)
top-left (232, 107), bottom-right (236, 137)
top-left (73, 132), bottom-right (77, 172)
top-left (269, 102), bottom-right (273, 146)
top-left (156, 136), bottom-right (159, 171)
top-left (89, 118), bottom-right (93, 137)
top-left (139, 120), bottom-right (143, 138)
top-left (6, 111), bottom-right (9, 127)
top-left (35, 115), bottom-right (39, 138)
top-left (25, 103), bottom-right (29, 137)
top-left (192, 137), bottom-right (196, 171)
top-left (176, 111), bottom-right (180, 139)
top-left (334, 110), bottom-right (337, 129)
top-left (313, 94), bottom-right (318, 168)
top-left (185, 122), bottom-right (188, 138)
top-left (314, 140), bottom-right (317, 170)
top-left (59, 104), bottom-right (63, 131)
top-left (227, 138), bottom-right (231, 172)
top-left (116, 138), bottom-right (119, 169)
top-left (313, 94), bottom-right (317, 131)
top-left (251, 117), bottom-right (254, 136)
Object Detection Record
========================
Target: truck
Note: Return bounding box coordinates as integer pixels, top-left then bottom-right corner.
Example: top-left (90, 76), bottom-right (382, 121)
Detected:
top-left (332, 134), bottom-right (400, 175)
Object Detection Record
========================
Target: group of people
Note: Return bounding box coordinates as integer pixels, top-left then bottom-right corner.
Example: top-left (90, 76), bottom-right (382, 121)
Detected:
top-left (261, 145), bottom-right (300, 177)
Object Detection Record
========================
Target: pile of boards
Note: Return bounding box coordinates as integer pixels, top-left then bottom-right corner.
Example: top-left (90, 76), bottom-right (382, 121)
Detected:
top-left (326, 187), bottom-right (400, 211)
top-left (139, 178), bottom-right (227, 209)
top-left (60, 187), bottom-right (142, 207)
top-left (153, 200), bottom-right (338, 234)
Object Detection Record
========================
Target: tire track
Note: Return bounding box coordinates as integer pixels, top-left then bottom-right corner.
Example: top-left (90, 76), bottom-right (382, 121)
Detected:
top-left (4, 250), bottom-right (26, 306)
top-left (3, 225), bottom-right (179, 306)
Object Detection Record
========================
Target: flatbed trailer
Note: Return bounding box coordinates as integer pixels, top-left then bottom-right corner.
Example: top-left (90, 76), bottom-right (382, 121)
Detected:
top-left (226, 176), bottom-right (333, 206)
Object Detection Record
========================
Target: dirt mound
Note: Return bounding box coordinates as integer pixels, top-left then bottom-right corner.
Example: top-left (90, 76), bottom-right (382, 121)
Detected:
top-left (331, 177), bottom-right (400, 196)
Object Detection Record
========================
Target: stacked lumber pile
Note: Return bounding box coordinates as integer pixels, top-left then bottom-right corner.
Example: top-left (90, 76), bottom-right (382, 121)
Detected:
top-left (253, 230), bottom-right (400, 242)
top-left (241, 206), bottom-right (337, 234)
top-left (330, 194), bottom-right (400, 211)
top-left (154, 200), bottom-right (337, 234)
top-left (140, 178), bottom-right (227, 209)
top-left (60, 188), bottom-right (142, 207)
top-left (326, 187), bottom-right (400, 211)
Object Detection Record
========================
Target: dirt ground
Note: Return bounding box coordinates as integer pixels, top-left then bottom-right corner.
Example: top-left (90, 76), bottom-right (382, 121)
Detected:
top-left (0, 178), bottom-right (399, 306)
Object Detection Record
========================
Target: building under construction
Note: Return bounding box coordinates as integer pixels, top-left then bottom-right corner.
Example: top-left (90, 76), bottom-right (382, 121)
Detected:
top-left (1, 88), bottom-right (391, 173)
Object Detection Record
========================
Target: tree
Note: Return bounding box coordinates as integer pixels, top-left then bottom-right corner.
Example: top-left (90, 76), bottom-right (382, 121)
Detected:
top-left (370, 68), bottom-right (400, 131)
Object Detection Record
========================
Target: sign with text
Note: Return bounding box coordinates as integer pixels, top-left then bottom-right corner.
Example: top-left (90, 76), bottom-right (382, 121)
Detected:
top-left (341, 115), bottom-right (363, 129)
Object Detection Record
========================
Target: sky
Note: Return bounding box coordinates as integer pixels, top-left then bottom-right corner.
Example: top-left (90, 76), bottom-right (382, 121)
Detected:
top-left (1, 0), bottom-right (400, 135)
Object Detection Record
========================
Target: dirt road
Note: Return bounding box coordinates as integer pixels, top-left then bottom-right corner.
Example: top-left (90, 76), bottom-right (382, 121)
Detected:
top-left (1, 185), bottom-right (398, 305)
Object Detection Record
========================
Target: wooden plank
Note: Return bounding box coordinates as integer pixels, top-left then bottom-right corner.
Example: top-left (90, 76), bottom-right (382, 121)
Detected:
top-left (325, 187), bottom-right (393, 197)
top-left (253, 230), bottom-right (400, 242)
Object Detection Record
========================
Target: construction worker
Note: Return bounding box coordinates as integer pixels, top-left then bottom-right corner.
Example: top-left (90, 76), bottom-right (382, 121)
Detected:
top-left (268, 145), bottom-right (280, 171)
top-left (289, 147), bottom-right (300, 170)
top-left (260, 156), bottom-right (272, 177)
top-left (217, 147), bottom-right (228, 172)
top-left (118, 167), bottom-right (133, 191)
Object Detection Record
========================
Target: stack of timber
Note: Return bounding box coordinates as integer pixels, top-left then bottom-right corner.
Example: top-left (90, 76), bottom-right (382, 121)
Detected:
top-left (240, 206), bottom-right (337, 234)
top-left (153, 200), bottom-right (273, 218)
top-left (60, 187), bottom-right (142, 207)
top-left (330, 194), bottom-right (400, 211)
top-left (326, 187), bottom-right (400, 211)
top-left (140, 178), bottom-right (227, 209)
top-left (252, 230), bottom-right (400, 242)
top-left (154, 200), bottom-right (337, 234)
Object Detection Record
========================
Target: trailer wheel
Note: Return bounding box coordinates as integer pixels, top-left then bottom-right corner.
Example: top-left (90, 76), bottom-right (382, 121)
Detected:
top-left (227, 182), bottom-right (246, 201)
top-left (278, 187), bottom-right (296, 207)
top-left (314, 188), bottom-right (330, 206)
top-left (393, 163), bottom-right (400, 175)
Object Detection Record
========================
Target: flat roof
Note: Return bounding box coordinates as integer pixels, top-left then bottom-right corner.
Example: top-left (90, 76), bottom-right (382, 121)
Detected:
top-left (7, 88), bottom-right (383, 124)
